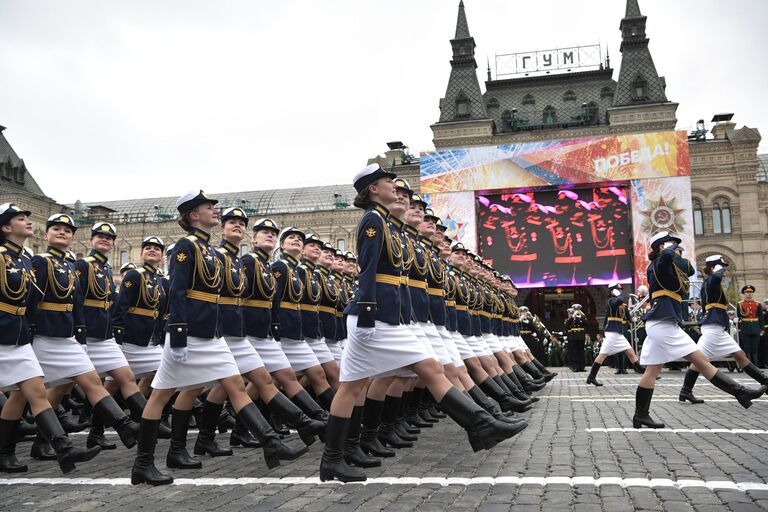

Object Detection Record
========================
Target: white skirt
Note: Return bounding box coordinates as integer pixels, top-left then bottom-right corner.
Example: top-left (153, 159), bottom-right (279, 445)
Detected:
top-left (152, 335), bottom-right (240, 390)
top-left (417, 322), bottom-right (452, 366)
top-left (466, 335), bottom-right (493, 357)
top-left (453, 332), bottom-right (476, 360)
top-left (437, 326), bottom-right (465, 367)
top-left (698, 324), bottom-right (740, 361)
top-left (340, 316), bottom-right (431, 382)
top-left (306, 337), bottom-right (337, 365)
top-left (248, 336), bottom-right (291, 373)
top-left (280, 339), bottom-right (321, 372)
top-left (0, 344), bottom-right (44, 391)
top-left (224, 336), bottom-right (265, 374)
top-left (33, 336), bottom-right (96, 387)
top-left (599, 332), bottom-right (632, 356)
top-left (409, 323), bottom-right (439, 360)
top-left (324, 338), bottom-right (343, 365)
top-left (86, 338), bottom-right (130, 375)
top-left (510, 336), bottom-right (530, 353)
top-left (121, 342), bottom-right (162, 377)
top-left (640, 320), bottom-right (698, 366)
top-left (483, 333), bottom-right (505, 354)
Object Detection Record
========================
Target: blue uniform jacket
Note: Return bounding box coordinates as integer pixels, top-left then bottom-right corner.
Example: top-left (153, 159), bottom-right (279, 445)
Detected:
top-left (270, 254), bottom-right (303, 341)
top-left (240, 248), bottom-right (274, 339)
top-left (316, 265), bottom-right (338, 341)
top-left (344, 203), bottom-right (403, 327)
top-left (113, 263), bottom-right (163, 346)
top-left (297, 259), bottom-right (322, 340)
top-left (644, 248), bottom-right (691, 325)
top-left (75, 250), bottom-right (115, 340)
top-left (405, 228), bottom-right (429, 323)
top-left (604, 297), bottom-right (626, 334)
top-left (166, 228), bottom-right (222, 348)
top-left (217, 241), bottom-right (246, 338)
top-left (700, 269), bottom-right (729, 330)
top-left (0, 240), bottom-right (33, 346)
top-left (27, 246), bottom-right (86, 341)
top-left (333, 270), bottom-right (348, 339)
top-left (424, 240), bottom-right (447, 327)
top-left (454, 271), bottom-right (473, 337)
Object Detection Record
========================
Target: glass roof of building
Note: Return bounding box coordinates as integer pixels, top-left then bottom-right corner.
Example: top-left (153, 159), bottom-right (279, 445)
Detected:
top-left (75, 184), bottom-right (358, 223)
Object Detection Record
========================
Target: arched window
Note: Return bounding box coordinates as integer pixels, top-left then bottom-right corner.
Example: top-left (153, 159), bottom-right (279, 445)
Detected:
top-left (486, 97), bottom-right (499, 109)
top-left (543, 106), bottom-right (557, 125)
top-left (522, 94), bottom-right (535, 105)
top-left (721, 201), bottom-right (732, 233)
top-left (600, 86), bottom-right (614, 99)
top-left (563, 90), bottom-right (576, 102)
top-left (712, 199), bottom-right (733, 234)
top-left (693, 201), bottom-right (703, 235)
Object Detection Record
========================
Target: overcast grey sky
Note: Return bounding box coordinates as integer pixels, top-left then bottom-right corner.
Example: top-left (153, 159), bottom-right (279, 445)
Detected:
top-left (1, 0), bottom-right (766, 205)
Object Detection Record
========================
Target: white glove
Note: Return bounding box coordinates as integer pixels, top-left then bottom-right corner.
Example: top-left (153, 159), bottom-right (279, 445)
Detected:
top-left (355, 327), bottom-right (375, 341)
top-left (611, 289), bottom-right (621, 297)
top-left (714, 264), bottom-right (725, 273)
top-left (170, 347), bottom-right (188, 363)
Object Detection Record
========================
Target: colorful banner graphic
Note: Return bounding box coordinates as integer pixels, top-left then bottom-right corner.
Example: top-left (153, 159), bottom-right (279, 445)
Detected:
top-left (420, 131), bottom-right (690, 194)
top-left (630, 176), bottom-right (696, 286)
top-left (421, 191), bottom-right (477, 253)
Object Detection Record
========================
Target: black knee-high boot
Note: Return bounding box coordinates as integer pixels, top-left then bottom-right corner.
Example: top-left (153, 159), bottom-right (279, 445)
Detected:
top-left (236, 402), bottom-right (308, 469)
top-left (319, 415), bottom-right (367, 482)
top-left (709, 370), bottom-right (767, 409)
top-left (55, 404), bottom-right (89, 433)
top-left (290, 389), bottom-right (329, 422)
top-left (742, 362), bottom-right (768, 386)
top-left (633, 386), bottom-right (664, 429)
top-left (531, 357), bottom-right (557, 377)
top-left (86, 411), bottom-right (117, 450)
top-left (586, 362), bottom-right (603, 387)
top-left (92, 396), bottom-right (139, 448)
top-left (499, 373), bottom-right (535, 407)
top-left (479, 377), bottom-right (531, 413)
top-left (438, 388), bottom-right (527, 452)
top-left (397, 391), bottom-right (420, 434)
top-left (344, 405), bottom-right (380, 468)
top-left (505, 371), bottom-right (537, 402)
top-left (511, 365), bottom-right (545, 392)
top-left (393, 393), bottom-right (419, 439)
top-left (466, 387), bottom-right (525, 424)
top-left (316, 388), bottom-right (335, 411)
top-left (0, 419), bottom-right (27, 472)
top-left (417, 388), bottom-right (439, 423)
top-left (404, 388), bottom-right (431, 428)
top-left (166, 408), bottom-right (202, 469)
top-left (193, 401), bottom-right (234, 457)
top-left (131, 418), bottom-right (173, 486)
top-left (424, 389), bottom-right (446, 418)
top-left (378, 395), bottom-right (412, 448)
top-left (523, 361), bottom-right (553, 382)
top-left (359, 398), bottom-right (395, 457)
top-left (35, 408), bottom-right (101, 474)
top-left (267, 392), bottom-right (326, 446)
top-left (679, 369), bottom-right (703, 404)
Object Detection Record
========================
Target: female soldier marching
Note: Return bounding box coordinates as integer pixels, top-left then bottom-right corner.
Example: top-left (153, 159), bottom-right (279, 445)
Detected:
top-left (0, 204), bottom-right (101, 474)
top-left (131, 191), bottom-right (307, 486)
top-left (319, 164), bottom-right (526, 483)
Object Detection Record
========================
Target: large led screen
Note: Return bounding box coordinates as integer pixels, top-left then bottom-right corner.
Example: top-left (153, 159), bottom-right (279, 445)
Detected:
top-left (477, 186), bottom-right (632, 288)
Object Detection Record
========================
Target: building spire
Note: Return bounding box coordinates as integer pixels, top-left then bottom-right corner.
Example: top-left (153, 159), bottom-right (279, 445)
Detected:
top-left (487, 57), bottom-right (492, 81)
top-left (612, 0), bottom-right (668, 106)
top-left (435, 0), bottom-right (489, 123)
top-left (625, 0), bottom-right (642, 17)
top-left (455, 0), bottom-right (470, 39)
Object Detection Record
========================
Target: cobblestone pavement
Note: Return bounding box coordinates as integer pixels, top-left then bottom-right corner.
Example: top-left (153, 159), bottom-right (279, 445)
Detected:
top-left (3, 369), bottom-right (768, 511)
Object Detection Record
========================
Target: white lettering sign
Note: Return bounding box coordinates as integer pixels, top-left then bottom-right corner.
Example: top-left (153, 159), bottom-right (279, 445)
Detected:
top-left (496, 44), bottom-right (602, 77)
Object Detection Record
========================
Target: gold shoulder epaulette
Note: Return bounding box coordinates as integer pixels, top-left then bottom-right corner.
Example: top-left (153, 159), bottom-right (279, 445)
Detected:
top-left (185, 234), bottom-right (198, 242)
